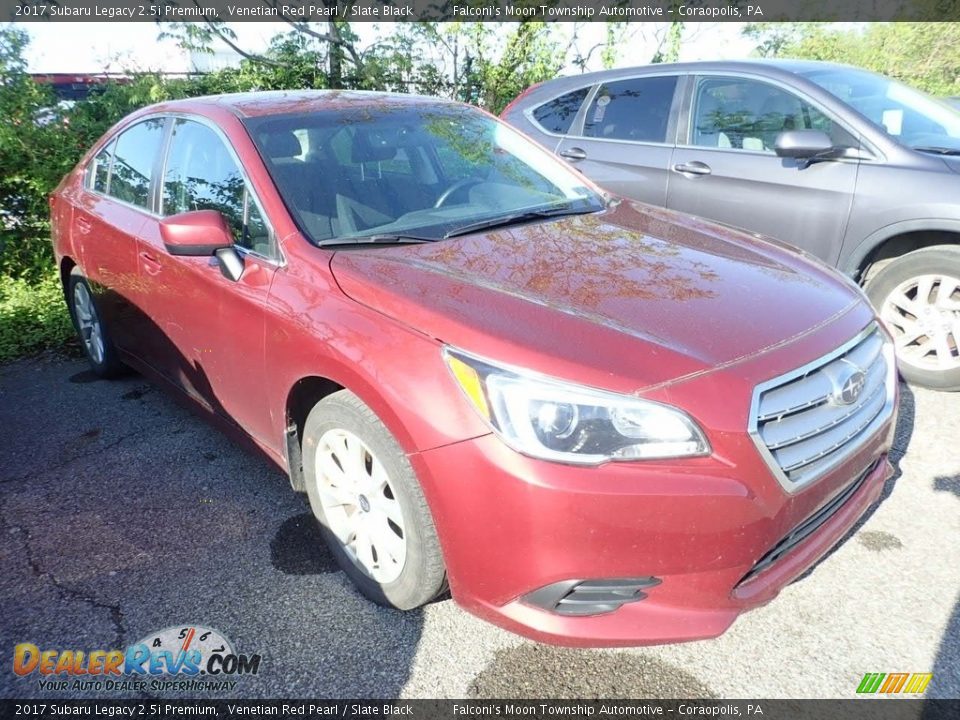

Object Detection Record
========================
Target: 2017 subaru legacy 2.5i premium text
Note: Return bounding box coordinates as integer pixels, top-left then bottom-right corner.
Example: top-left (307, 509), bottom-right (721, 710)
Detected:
top-left (50, 91), bottom-right (898, 646)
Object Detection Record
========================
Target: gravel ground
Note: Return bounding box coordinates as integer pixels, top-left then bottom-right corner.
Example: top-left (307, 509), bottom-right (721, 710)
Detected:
top-left (0, 356), bottom-right (957, 700)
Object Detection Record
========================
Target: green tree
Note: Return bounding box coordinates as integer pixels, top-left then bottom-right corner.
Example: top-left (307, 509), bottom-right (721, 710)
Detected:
top-left (744, 22), bottom-right (960, 96)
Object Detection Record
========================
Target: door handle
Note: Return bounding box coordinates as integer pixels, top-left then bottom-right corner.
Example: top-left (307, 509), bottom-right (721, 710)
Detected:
top-left (559, 147), bottom-right (587, 161)
top-left (673, 161), bottom-right (712, 176)
top-left (75, 217), bottom-right (92, 235)
top-left (139, 251), bottom-right (162, 275)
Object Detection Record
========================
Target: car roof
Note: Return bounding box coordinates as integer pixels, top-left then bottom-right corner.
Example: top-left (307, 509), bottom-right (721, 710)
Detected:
top-left (544, 58), bottom-right (858, 85)
top-left (151, 89), bottom-right (460, 119)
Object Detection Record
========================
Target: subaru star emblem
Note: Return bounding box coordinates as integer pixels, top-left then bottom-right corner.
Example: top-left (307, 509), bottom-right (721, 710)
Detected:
top-left (833, 365), bottom-right (866, 405)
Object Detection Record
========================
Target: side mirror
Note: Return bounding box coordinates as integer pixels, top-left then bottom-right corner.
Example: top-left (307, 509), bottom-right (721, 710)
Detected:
top-left (773, 129), bottom-right (835, 159)
top-left (160, 210), bottom-right (234, 256)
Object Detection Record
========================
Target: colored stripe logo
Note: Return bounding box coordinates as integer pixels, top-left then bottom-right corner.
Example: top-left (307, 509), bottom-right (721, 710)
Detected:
top-left (857, 672), bottom-right (933, 694)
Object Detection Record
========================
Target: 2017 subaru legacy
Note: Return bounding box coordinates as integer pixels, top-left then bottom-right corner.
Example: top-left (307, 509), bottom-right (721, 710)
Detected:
top-left (51, 91), bottom-right (897, 646)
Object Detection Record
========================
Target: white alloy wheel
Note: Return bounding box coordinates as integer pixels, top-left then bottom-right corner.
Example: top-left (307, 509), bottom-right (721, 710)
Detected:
top-left (880, 273), bottom-right (960, 372)
top-left (313, 428), bottom-right (407, 584)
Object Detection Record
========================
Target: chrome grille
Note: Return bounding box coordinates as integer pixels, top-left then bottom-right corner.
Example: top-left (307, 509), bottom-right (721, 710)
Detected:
top-left (749, 324), bottom-right (896, 492)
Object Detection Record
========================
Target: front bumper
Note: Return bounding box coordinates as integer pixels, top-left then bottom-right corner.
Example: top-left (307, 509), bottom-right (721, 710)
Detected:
top-left (410, 409), bottom-right (895, 647)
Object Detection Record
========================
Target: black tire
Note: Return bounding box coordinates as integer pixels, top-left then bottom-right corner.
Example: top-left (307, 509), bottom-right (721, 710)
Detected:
top-left (65, 269), bottom-right (125, 378)
top-left (301, 390), bottom-right (447, 610)
top-left (865, 245), bottom-right (960, 391)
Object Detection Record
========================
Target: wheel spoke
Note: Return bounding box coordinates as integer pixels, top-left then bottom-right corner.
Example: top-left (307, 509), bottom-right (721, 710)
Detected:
top-left (887, 289), bottom-right (918, 316)
top-left (369, 496), bottom-right (404, 527)
top-left (370, 521), bottom-right (405, 566)
top-left (934, 332), bottom-right (955, 367)
top-left (354, 519), bottom-right (376, 572)
top-left (916, 276), bottom-right (935, 305)
top-left (319, 483), bottom-right (355, 508)
top-left (317, 450), bottom-right (349, 486)
top-left (935, 277), bottom-right (956, 308)
top-left (894, 326), bottom-right (925, 349)
top-left (915, 338), bottom-right (936, 359)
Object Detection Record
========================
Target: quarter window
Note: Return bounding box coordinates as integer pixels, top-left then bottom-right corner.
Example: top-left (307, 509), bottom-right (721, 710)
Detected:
top-left (691, 77), bottom-right (857, 152)
top-left (162, 119), bottom-right (273, 257)
top-left (109, 119), bottom-right (165, 209)
top-left (532, 87), bottom-right (590, 135)
top-left (583, 76), bottom-right (678, 143)
top-left (88, 140), bottom-right (115, 193)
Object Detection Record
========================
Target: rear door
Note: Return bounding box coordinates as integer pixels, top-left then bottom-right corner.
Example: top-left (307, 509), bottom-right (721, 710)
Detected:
top-left (73, 119), bottom-right (167, 352)
top-left (666, 74), bottom-right (861, 262)
top-left (138, 117), bottom-right (279, 445)
top-left (554, 74), bottom-right (682, 206)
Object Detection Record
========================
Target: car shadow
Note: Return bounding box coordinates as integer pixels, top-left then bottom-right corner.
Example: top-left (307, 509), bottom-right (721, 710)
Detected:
top-left (1, 298), bottom-right (427, 699)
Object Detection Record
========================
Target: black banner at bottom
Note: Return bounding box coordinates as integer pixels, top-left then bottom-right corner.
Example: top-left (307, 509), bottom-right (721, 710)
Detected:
top-left (1, 700), bottom-right (958, 720)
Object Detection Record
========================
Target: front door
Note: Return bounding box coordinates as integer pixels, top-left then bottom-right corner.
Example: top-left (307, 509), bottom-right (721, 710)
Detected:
top-left (138, 118), bottom-right (279, 446)
top-left (667, 74), bottom-right (860, 263)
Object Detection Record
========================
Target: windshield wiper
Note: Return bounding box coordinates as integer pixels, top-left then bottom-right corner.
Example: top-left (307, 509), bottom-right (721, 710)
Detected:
top-left (319, 234), bottom-right (437, 247)
top-left (913, 146), bottom-right (960, 156)
top-left (443, 204), bottom-right (598, 240)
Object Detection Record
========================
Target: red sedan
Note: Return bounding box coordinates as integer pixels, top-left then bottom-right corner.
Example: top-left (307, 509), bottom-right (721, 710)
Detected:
top-left (50, 91), bottom-right (898, 646)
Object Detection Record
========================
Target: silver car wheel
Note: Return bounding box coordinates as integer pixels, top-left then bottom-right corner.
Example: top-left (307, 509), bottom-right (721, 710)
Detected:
top-left (314, 428), bottom-right (407, 584)
top-left (881, 273), bottom-right (960, 372)
top-left (73, 282), bottom-right (105, 365)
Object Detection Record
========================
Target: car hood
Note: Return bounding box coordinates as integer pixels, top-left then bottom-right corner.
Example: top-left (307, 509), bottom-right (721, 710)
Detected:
top-left (329, 202), bottom-right (865, 390)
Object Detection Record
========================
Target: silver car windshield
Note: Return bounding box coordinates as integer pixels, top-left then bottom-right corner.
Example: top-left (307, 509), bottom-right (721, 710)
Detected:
top-left (245, 104), bottom-right (604, 244)
top-left (803, 67), bottom-right (960, 152)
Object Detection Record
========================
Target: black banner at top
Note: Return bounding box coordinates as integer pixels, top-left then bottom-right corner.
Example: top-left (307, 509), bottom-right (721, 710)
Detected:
top-left (4, 0), bottom-right (960, 23)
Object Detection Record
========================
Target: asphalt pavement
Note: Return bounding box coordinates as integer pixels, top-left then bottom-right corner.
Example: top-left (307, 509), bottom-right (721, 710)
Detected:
top-left (0, 355), bottom-right (957, 699)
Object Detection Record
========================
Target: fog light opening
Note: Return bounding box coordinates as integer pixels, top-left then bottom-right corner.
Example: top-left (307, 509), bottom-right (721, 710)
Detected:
top-left (522, 577), bottom-right (662, 617)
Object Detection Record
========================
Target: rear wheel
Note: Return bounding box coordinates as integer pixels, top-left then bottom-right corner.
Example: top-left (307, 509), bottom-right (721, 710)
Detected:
top-left (66, 269), bottom-right (125, 378)
top-left (865, 246), bottom-right (960, 391)
top-left (301, 390), bottom-right (446, 609)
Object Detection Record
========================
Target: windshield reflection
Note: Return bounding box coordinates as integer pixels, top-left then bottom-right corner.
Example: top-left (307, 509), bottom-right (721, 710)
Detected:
top-left (804, 67), bottom-right (960, 151)
top-left (244, 104), bottom-right (604, 244)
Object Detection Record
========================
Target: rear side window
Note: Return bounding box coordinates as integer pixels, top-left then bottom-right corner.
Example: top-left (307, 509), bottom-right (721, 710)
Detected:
top-left (583, 76), bottom-right (678, 143)
top-left (162, 119), bottom-right (272, 256)
top-left (532, 87), bottom-right (590, 135)
top-left (109, 118), bottom-right (166, 209)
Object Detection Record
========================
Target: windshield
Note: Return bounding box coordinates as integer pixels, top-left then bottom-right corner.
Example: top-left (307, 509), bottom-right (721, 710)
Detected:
top-left (801, 66), bottom-right (960, 152)
top-left (244, 103), bottom-right (604, 244)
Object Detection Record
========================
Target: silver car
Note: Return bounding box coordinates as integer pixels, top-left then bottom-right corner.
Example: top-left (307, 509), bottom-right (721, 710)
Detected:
top-left (503, 60), bottom-right (960, 391)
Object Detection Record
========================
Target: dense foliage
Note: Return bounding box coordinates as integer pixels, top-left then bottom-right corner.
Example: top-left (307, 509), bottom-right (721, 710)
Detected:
top-left (744, 23), bottom-right (960, 97)
top-left (6, 20), bottom-right (955, 362)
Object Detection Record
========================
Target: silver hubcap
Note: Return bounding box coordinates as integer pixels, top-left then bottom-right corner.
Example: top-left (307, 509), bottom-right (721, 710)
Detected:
top-left (881, 273), bottom-right (960, 372)
top-left (314, 429), bottom-right (407, 584)
top-left (73, 283), bottom-right (104, 365)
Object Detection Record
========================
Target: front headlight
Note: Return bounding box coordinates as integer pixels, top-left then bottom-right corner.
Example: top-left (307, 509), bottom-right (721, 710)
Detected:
top-left (443, 347), bottom-right (710, 465)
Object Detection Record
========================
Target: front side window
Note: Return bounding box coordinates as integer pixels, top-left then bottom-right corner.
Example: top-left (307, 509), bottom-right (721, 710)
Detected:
top-left (245, 105), bottom-right (603, 244)
top-left (162, 119), bottom-right (272, 256)
top-left (109, 118), bottom-right (166, 209)
top-left (691, 77), bottom-right (856, 152)
top-left (532, 87), bottom-right (590, 135)
top-left (582, 76), bottom-right (678, 143)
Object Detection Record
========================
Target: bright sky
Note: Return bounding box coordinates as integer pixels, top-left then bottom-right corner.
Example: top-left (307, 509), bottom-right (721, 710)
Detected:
top-left (20, 22), bottom-right (757, 76)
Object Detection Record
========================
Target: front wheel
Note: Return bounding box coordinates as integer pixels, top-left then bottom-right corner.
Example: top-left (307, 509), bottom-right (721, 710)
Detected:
top-left (301, 390), bottom-right (447, 609)
top-left (865, 246), bottom-right (960, 391)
